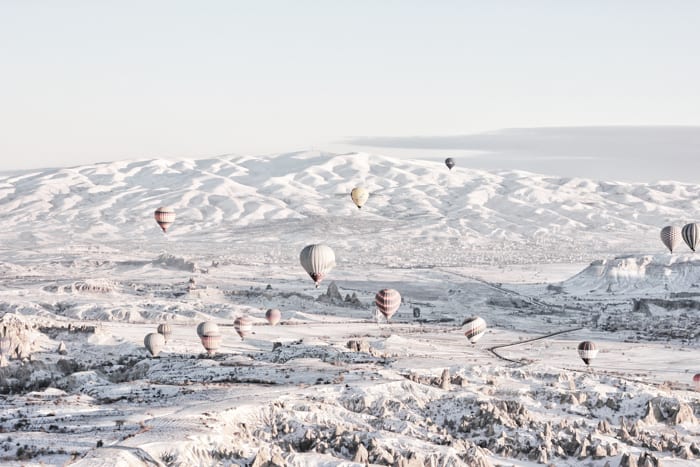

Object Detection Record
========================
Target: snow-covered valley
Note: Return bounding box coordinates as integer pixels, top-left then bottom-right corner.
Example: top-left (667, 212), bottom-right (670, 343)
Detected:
top-left (0, 151), bottom-right (698, 466)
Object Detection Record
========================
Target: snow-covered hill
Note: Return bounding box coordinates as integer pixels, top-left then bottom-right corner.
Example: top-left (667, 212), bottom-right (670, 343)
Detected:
top-left (1, 151), bottom-right (698, 267)
top-left (561, 254), bottom-right (700, 295)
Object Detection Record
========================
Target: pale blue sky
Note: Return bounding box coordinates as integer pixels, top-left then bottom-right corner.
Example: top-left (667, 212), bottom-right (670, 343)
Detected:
top-left (1, 1), bottom-right (699, 178)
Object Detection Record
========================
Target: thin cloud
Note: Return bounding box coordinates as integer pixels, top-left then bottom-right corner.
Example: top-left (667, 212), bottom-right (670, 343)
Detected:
top-left (345, 126), bottom-right (700, 182)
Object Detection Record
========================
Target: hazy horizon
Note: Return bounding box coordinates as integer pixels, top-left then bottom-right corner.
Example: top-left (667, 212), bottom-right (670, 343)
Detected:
top-left (2, 2), bottom-right (699, 181)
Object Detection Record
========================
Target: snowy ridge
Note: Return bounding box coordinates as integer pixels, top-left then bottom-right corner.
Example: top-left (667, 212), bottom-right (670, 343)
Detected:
top-left (1, 151), bottom-right (698, 266)
top-left (561, 253), bottom-right (700, 295)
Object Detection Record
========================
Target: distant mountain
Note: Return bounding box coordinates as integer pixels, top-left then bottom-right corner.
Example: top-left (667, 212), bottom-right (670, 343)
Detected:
top-left (0, 151), bottom-right (698, 266)
top-left (560, 254), bottom-right (700, 295)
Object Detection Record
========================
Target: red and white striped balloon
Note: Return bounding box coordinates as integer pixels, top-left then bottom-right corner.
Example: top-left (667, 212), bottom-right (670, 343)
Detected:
top-left (200, 334), bottom-right (222, 356)
top-left (234, 316), bottom-right (253, 340)
top-left (462, 316), bottom-right (487, 344)
top-left (375, 289), bottom-right (401, 321)
top-left (154, 206), bottom-right (176, 233)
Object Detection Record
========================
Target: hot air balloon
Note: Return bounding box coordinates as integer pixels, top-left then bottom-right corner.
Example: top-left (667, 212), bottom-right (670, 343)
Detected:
top-left (693, 373), bottom-right (700, 391)
top-left (350, 187), bottom-right (369, 209)
top-left (375, 289), bottom-right (401, 321)
top-left (299, 244), bottom-right (336, 288)
top-left (682, 223), bottom-right (699, 252)
top-left (462, 316), bottom-right (487, 344)
top-left (154, 206), bottom-right (176, 233)
top-left (577, 341), bottom-right (598, 366)
top-left (157, 323), bottom-right (172, 343)
top-left (196, 321), bottom-right (220, 338)
top-left (265, 308), bottom-right (281, 326)
top-left (144, 332), bottom-right (166, 357)
top-left (660, 225), bottom-right (682, 253)
top-left (234, 316), bottom-right (253, 340)
top-left (200, 334), bottom-right (222, 356)
top-left (445, 158), bottom-right (456, 170)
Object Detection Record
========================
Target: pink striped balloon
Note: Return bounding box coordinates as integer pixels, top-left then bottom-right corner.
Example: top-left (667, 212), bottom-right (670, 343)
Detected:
top-left (234, 316), bottom-right (253, 340)
top-left (375, 289), bottom-right (401, 321)
top-left (154, 206), bottom-right (176, 233)
top-left (200, 334), bottom-right (222, 356)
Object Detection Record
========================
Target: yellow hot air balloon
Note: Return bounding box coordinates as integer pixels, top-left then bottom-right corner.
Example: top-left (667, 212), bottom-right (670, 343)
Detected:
top-left (350, 187), bottom-right (369, 209)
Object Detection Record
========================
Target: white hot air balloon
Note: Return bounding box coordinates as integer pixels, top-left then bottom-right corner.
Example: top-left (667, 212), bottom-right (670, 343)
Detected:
top-left (660, 225), bottom-right (682, 253)
top-left (196, 321), bottom-right (220, 338)
top-left (350, 187), bottom-right (369, 209)
top-left (144, 332), bottom-right (166, 357)
top-left (299, 244), bottom-right (336, 288)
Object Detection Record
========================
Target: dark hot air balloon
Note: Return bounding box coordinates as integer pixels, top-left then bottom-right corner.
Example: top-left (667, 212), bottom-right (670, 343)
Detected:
top-left (577, 341), bottom-right (598, 366)
top-left (682, 223), bottom-right (699, 252)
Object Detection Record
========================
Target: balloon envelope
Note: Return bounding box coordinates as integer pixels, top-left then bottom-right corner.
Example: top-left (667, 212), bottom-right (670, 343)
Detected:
top-left (660, 225), bottom-right (682, 253)
top-left (350, 187), bottom-right (369, 209)
top-left (445, 158), bottom-right (456, 170)
top-left (462, 316), bottom-right (487, 344)
top-left (234, 316), bottom-right (253, 340)
top-left (154, 206), bottom-right (176, 233)
top-left (200, 334), bottom-right (222, 355)
top-left (375, 289), bottom-right (401, 321)
top-left (144, 332), bottom-right (166, 357)
top-left (265, 308), bottom-right (281, 326)
top-left (197, 321), bottom-right (220, 338)
top-left (157, 323), bottom-right (172, 342)
top-left (694, 373), bottom-right (700, 390)
top-left (577, 341), bottom-right (598, 365)
top-left (299, 244), bottom-right (336, 287)
top-left (682, 223), bottom-right (699, 252)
